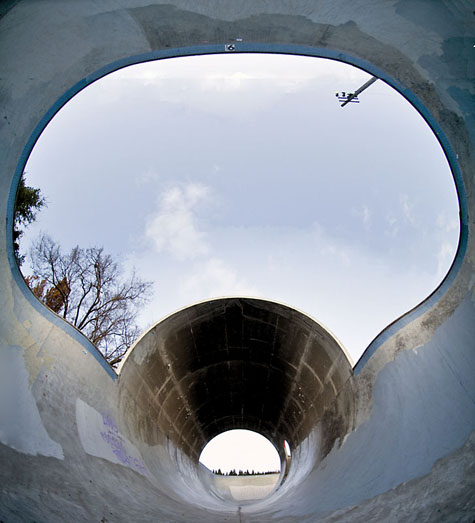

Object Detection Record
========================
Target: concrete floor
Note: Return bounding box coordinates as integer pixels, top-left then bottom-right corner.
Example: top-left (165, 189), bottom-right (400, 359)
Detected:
top-left (1, 1), bottom-right (474, 522)
top-left (212, 473), bottom-right (280, 502)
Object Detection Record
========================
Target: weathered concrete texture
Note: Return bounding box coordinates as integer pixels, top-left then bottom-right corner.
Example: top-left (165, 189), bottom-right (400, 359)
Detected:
top-left (119, 298), bottom-right (353, 462)
top-left (0, 1), bottom-right (474, 522)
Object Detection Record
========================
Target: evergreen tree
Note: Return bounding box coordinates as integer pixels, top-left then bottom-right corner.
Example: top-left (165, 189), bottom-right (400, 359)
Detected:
top-left (13, 173), bottom-right (46, 264)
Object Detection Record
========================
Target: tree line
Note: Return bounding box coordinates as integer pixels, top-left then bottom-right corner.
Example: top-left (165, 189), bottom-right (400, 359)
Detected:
top-left (212, 469), bottom-right (280, 476)
top-left (14, 173), bottom-right (152, 367)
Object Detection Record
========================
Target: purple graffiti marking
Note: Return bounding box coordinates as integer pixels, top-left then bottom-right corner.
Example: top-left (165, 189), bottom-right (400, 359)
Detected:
top-left (102, 413), bottom-right (119, 433)
top-left (100, 414), bottom-right (147, 475)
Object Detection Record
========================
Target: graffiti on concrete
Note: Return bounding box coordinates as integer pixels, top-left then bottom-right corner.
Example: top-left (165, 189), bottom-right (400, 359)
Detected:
top-left (76, 398), bottom-right (148, 477)
top-left (100, 413), bottom-right (147, 475)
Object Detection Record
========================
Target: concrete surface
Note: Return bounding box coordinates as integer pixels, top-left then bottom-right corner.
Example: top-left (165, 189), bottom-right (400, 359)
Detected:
top-left (1, 1), bottom-right (474, 522)
top-left (212, 473), bottom-right (280, 502)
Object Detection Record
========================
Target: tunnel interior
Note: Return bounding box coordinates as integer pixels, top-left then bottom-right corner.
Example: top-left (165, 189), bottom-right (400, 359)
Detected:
top-left (117, 297), bottom-right (354, 502)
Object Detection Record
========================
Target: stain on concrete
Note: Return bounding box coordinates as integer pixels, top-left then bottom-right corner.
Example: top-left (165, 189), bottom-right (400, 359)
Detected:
top-left (0, 345), bottom-right (63, 458)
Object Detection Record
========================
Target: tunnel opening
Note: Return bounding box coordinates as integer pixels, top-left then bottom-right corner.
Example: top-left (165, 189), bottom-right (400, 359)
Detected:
top-left (198, 429), bottom-right (282, 502)
top-left (199, 429), bottom-right (281, 475)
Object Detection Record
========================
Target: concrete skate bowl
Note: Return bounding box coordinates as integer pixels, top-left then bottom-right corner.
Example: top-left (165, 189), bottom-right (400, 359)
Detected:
top-left (1, 2), bottom-right (474, 522)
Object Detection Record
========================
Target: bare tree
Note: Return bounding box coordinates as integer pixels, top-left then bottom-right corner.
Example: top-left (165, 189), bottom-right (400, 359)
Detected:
top-left (27, 234), bottom-right (152, 366)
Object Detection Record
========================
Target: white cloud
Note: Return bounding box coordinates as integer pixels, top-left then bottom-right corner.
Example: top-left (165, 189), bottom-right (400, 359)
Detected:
top-left (435, 212), bottom-right (459, 278)
top-left (180, 258), bottom-right (260, 302)
top-left (352, 204), bottom-right (372, 229)
top-left (145, 183), bottom-right (210, 260)
top-left (400, 194), bottom-right (415, 225)
top-left (362, 205), bottom-right (371, 226)
top-left (319, 244), bottom-right (351, 268)
top-left (202, 71), bottom-right (255, 92)
top-left (436, 241), bottom-right (456, 279)
top-left (136, 168), bottom-right (160, 186)
top-left (437, 213), bottom-right (458, 234)
top-left (385, 214), bottom-right (399, 237)
top-left (112, 53), bottom-right (371, 87)
top-left (107, 54), bottom-right (370, 120)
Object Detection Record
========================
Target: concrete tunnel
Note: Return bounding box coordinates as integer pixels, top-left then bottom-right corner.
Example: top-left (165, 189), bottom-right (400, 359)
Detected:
top-left (0, 1), bottom-right (474, 522)
top-left (118, 298), bottom-right (354, 473)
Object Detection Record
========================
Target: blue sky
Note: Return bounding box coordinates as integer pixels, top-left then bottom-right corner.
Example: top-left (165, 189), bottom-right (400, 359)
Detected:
top-left (22, 53), bottom-right (459, 365)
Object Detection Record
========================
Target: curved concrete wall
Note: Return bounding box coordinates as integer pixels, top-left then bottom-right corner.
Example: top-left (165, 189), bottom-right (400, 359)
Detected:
top-left (118, 298), bottom-right (353, 462)
top-left (1, 2), bottom-right (474, 522)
